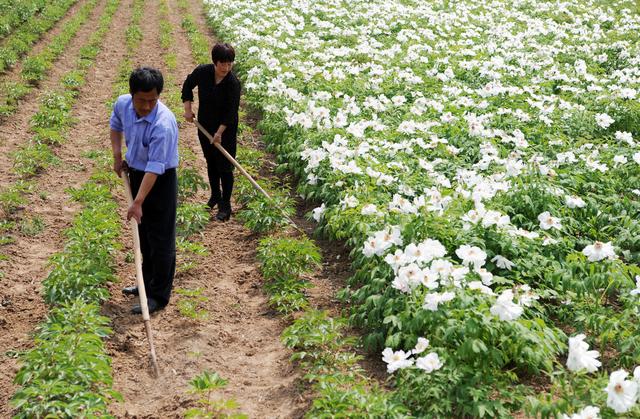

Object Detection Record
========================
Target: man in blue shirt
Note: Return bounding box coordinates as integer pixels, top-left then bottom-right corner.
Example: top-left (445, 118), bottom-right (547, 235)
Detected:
top-left (110, 67), bottom-right (179, 314)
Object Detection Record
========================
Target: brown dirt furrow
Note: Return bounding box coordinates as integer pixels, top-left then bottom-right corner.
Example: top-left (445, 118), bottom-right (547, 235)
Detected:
top-left (0, 0), bottom-right (108, 181)
top-left (0, 0), bottom-right (133, 415)
top-left (105, 0), bottom-right (305, 417)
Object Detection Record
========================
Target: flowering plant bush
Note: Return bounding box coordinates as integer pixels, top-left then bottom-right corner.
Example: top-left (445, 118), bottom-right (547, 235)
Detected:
top-left (206, 0), bottom-right (640, 415)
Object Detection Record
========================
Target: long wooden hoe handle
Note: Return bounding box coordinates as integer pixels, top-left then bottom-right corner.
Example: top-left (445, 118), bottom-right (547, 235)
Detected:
top-left (121, 171), bottom-right (160, 378)
top-left (193, 119), bottom-right (305, 235)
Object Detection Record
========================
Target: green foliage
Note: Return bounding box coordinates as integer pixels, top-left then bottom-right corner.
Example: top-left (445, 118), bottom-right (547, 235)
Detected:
top-left (12, 142), bottom-right (59, 178)
top-left (177, 203), bottom-right (209, 237)
top-left (18, 215), bottom-right (44, 236)
top-left (282, 311), bottom-right (409, 418)
top-left (0, 186), bottom-right (28, 216)
top-left (257, 236), bottom-right (321, 279)
top-left (0, 0), bottom-right (76, 72)
top-left (236, 194), bottom-right (295, 234)
top-left (43, 181), bottom-right (119, 305)
top-left (178, 166), bottom-right (208, 201)
top-left (11, 300), bottom-right (121, 418)
top-left (175, 287), bottom-right (209, 320)
top-left (185, 371), bottom-right (247, 419)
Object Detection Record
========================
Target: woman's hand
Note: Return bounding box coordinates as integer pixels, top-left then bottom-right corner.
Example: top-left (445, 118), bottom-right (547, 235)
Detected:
top-left (183, 109), bottom-right (195, 122)
top-left (213, 132), bottom-right (222, 144)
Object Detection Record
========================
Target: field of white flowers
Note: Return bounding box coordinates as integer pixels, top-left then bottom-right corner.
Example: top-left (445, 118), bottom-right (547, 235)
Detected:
top-left (206, 0), bottom-right (640, 416)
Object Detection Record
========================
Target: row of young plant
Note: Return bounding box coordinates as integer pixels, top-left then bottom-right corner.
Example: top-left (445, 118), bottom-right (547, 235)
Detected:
top-left (9, 0), bottom-right (132, 416)
top-left (11, 153), bottom-right (123, 417)
top-left (0, 0), bottom-right (99, 118)
top-left (205, 0), bottom-right (640, 417)
top-left (0, 0), bottom-right (120, 243)
top-left (0, 0), bottom-right (48, 40)
top-left (0, 0), bottom-right (78, 72)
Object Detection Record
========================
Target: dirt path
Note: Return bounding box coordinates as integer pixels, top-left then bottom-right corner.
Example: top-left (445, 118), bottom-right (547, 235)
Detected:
top-left (0, 0), bottom-right (132, 415)
top-left (104, 0), bottom-right (305, 417)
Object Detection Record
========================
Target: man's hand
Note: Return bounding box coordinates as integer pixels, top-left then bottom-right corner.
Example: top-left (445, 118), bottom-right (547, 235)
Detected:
top-left (183, 110), bottom-right (195, 122)
top-left (127, 201), bottom-right (143, 224)
top-left (213, 132), bottom-right (222, 145)
top-left (114, 159), bottom-right (128, 177)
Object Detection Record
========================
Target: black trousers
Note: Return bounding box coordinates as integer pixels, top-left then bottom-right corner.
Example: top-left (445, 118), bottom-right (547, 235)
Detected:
top-left (198, 133), bottom-right (235, 202)
top-left (128, 168), bottom-right (177, 307)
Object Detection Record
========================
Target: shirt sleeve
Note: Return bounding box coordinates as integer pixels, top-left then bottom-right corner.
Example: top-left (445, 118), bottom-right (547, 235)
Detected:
top-left (145, 123), bottom-right (177, 175)
top-left (220, 77), bottom-right (241, 127)
top-left (181, 65), bottom-right (201, 103)
top-left (109, 96), bottom-right (124, 131)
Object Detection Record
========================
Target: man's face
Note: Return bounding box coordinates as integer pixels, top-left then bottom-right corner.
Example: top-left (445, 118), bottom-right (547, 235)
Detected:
top-left (132, 89), bottom-right (159, 118)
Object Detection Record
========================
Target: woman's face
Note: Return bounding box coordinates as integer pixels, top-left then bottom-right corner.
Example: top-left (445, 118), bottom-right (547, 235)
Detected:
top-left (214, 61), bottom-right (233, 79)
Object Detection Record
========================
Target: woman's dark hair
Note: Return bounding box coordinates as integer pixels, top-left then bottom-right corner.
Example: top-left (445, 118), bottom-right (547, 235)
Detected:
top-left (129, 67), bottom-right (164, 95)
top-left (211, 43), bottom-right (235, 63)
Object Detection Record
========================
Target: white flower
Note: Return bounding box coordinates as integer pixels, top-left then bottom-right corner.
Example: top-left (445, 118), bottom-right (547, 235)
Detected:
top-left (415, 352), bottom-right (443, 372)
top-left (423, 291), bottom-right (455, 311)
top-left (413, 337), bottom-right (429, 354)
top-left (561, 406), bottom-right (600, 419)
top-left (634, 366), bottom-right (640, 382)
top-left (538, 211), bottom-right (562, 230)
top-left (634, 152), bottom-right (640, 165)
top-left (381, 348), bottom-right (414, 373)
top-left (604, 370), bottom-right (638, 414)
top-left (341, 194), bottom-right (359, 209)
top-left (613, 155), bottom-right (628, 165)
top-left (630, 276), bottom-right (640, 296)
top-left (467, 281), bottom-right (494, 295)
top-left (455, 245), bottom-right (487, 269)
top-left (565, 195), bottom-right (586, 209)
top-left (595, 113), bottom-right (614, 129)
top-left (312, 203), bottom-right (326, 222)
top-left (582, 241), bottom-right (615, 262)
top-left (361, 203), bottom-right (381, 216)
top-left (490, 290), bottom-right (523, 321)
top-left (491, 255), bottom-right (515, 270)
top-left (566, 334), bottom-right (601, 373)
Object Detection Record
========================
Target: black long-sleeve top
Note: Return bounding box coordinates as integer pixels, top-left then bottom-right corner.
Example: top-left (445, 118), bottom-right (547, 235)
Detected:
top-left (181, 64), bottom-right (241, 171)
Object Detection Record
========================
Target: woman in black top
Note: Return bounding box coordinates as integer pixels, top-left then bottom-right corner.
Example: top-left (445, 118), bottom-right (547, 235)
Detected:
top-left (181, 43), bottom-right (241, 221)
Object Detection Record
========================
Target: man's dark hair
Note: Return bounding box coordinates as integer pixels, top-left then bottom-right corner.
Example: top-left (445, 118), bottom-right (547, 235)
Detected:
top-left (129, 67), bottom-right (164, 95)
top-left (211, 43), bottom-right (235, 63)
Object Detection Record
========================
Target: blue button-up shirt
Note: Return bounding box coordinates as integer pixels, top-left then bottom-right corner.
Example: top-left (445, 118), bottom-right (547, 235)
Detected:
top-left (110, 94), bottom-right (179, 175)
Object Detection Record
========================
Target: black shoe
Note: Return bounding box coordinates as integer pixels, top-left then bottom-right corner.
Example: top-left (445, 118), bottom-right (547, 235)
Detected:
top-left (205, 197), bottom-right (220, 210)
top-left (215, 201), bottom-right (231, 221)
top-left (131, 298), bottom-right (162, 314)
top-left (122, 285), bottom-right (139, 296)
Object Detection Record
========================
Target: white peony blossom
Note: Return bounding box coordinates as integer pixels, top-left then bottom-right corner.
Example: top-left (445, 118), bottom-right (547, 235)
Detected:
top-left (490, 290), bottom-right (523, 321)
top-left (415, 352), bottom-right (443, 373)
top-left (455, 245), bottom-right (487, 269)
top-left (381, 348), bottom-right (414, 373)
top-left (311, 203), bottom-right (326, 222)
top-left (582, 241), bottom-right (615, 262)
top-left (423, 291), bottom-right (455, 311)
top-left (561, 406), bottom-right (600, 419)
top-left (491, 255), bottom-right (515, 270)
top-left (566, 334), bottom-right (601, 373)
top-left (538, 211), bottom-right (562, 230)
top-left (595, 113), bottom-right (614, 129)
top-left (565, 195), bottom-right (586, 209)
top-left (412, 337), bottom-right (429, 354)
top-left (604, 370), bottom-right (638, 414)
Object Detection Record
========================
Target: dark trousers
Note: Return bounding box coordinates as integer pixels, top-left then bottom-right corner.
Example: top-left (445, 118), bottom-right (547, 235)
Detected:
top-left (208, 169), bottom-right (234, 202)
top-left (129, 168), bottom-right (177, 307)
